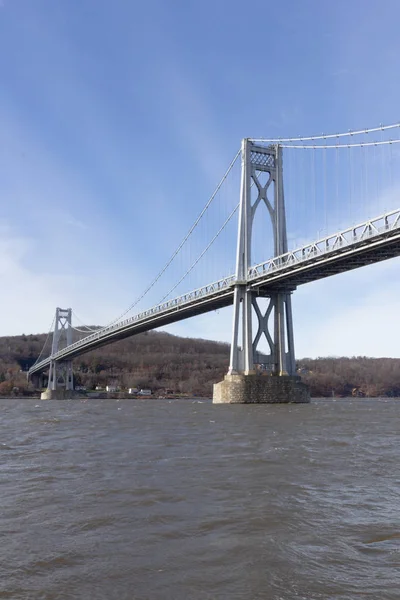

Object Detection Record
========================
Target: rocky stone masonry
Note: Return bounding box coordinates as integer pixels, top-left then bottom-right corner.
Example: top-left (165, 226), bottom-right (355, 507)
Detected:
top-left (213, 373), bottom-right (310, 404)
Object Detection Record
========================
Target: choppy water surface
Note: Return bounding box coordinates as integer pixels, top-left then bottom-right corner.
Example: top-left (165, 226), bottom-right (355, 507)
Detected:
top-left (0, 398), bottom-right (399, 599)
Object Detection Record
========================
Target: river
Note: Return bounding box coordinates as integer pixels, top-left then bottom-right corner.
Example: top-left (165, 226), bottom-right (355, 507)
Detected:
top-left (0, 397), bottom-right (398, 599)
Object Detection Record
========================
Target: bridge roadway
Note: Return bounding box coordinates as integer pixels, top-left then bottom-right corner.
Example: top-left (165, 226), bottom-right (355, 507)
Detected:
top-left (29, 209), bottom-right (400, 376)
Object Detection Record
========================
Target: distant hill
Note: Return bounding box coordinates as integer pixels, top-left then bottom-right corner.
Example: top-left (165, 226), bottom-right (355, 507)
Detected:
top-left (0, 330), bottom-right (399, 397)
top-left (299, 356), bottom-right (400, 398)
top-left (0, 330), bottom-right (230, 397)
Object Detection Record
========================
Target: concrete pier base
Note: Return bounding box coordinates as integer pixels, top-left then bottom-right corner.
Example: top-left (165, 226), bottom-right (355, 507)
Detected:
top-left (40, 389), bottom-right (84, 400)
top-left (213, 373), bottom-right (310, 404)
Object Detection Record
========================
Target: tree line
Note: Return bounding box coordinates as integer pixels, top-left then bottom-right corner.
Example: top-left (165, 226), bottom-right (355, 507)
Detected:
top-left (0, 330), bottom-right (399, 397)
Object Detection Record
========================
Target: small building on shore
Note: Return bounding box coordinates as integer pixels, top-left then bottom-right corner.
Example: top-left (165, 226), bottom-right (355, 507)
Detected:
top-left (106, 385), bottom-right (119, 393)
top-left (138, 389), bottom-right (152, 396)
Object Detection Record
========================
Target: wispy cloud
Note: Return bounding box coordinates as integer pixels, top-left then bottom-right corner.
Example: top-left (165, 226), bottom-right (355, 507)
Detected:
top-left (0, 220), bottom-right (140, 335)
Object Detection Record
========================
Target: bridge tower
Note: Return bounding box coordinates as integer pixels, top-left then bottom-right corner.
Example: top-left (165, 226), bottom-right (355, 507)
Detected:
top-left (41, 307), bottom-right (75, 400)
top-left (213, 140), bottom-right (309, 403)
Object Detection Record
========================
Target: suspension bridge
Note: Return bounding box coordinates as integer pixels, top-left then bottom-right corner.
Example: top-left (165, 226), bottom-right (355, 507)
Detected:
top-left (28, 124), bottom-right (400, 403)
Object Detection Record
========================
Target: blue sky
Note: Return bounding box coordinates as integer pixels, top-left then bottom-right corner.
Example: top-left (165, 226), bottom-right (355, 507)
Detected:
top-left (1, 0), bottom-right (400, 357)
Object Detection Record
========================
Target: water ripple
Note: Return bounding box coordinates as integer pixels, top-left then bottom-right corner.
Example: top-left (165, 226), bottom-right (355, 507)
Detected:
top-left (0, 397), bottom-right (399, 599)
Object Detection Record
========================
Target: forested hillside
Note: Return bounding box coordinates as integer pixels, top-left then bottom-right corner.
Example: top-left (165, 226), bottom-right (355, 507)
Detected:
top-left (0, 330), bottom-right (399, 397)
top-left (0, 331), bottom-right (229, 397)
top-left (299, 357), bottom-right (400, 398)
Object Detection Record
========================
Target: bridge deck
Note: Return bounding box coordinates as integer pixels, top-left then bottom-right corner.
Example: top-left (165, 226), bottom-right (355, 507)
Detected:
top-left (29, 209), bottom-right (400, 375)
top-left (250, 210), bottom-right (400, 292)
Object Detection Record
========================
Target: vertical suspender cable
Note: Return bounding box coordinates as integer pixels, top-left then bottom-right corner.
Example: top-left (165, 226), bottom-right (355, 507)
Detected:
top-left (311, 146), bottom-right (316, 238)
top-left (323, 146), bottom-right (327, 234)
top-left (363, 144), bottom-right (368, 217)
top-left (302, 146), bottom-right (307, 241)
top-left (389, 140), bottom-right (393, 192)
top-left (380, 128), bottom-right (386, 212)
top-left (349, 144), bottom-right (353, 224)
top-left (292, 148), bottom-right (298, 245)
top-left (373, 142), bottom-right (378, 211)
top-left (335, 141), bottom-right (339, 228)
top-left (289, 147), bottom-right (295, 246)
top-left (287, 147), bottom-right (293, 247)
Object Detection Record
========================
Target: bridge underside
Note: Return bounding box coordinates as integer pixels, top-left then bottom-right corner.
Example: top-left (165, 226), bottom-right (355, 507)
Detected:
top-left (29, 290), bottom-right (235, 376)
top-left (252, 232), bottom-right (400, 293)
top-left (29, 226), bottom-right (400, 379)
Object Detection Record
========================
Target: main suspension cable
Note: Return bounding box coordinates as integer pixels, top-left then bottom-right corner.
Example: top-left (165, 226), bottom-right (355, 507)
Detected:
top-left (72, 326), bottom-right (101, 334)
top-left (250, 122), bottom-right (400, 144)
top-left (158, 164), bottom-right (264, 302)
top-left (32, 316), bottom-right (55, 365)
top-left (159, 203), bottom-right (240, 302)
top-left (278, 139), bottom-right (400, 149)
top-left (105, 148), bottom-right (241, 325)
top-left (71, 310), bottom-right (100, 332)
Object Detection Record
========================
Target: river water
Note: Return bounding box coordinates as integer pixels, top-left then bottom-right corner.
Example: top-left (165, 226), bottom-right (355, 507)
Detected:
top-left (0, 398), bottom-right (399, 599)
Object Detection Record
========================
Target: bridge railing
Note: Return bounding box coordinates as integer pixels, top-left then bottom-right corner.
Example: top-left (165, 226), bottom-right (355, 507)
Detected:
top-left (248, 208), bottom-right (400, 281)
top-left (30, 208), bottom-right (400, 374)
top-left (30, 274), bottom-right (237, 371)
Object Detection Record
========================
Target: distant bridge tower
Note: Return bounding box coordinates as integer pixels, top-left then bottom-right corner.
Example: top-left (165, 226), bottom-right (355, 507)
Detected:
top-left (213, 140), bottom-right (309, 403)
top-left (42, 307), bottom-right (74, 400)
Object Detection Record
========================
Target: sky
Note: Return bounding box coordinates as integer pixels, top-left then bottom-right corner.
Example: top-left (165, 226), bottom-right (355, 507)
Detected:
top-left (1, 0), bottom-right (400, 357)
